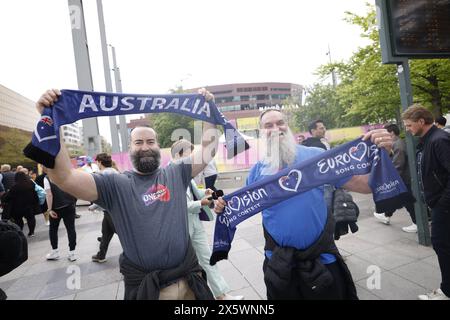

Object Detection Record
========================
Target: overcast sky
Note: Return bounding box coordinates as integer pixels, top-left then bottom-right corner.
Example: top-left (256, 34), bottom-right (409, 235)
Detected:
top-left (0, 0), bottom-right (372, 141)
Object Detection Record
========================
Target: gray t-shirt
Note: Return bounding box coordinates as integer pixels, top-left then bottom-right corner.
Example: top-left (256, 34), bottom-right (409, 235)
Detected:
top-left (93, 162), bottom-right (192, 271)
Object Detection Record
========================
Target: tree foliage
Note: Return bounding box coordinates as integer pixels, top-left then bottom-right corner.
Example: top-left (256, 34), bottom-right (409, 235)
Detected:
top-left (294, 84), bottom-right (349, 131)
top-left (0, 125), bottom-right (37, 168)
top-left (307, 4), bottom-right (450, 128)
top-left (148, 86), bottom-right (194, 148)
top-left (150, 113), bottom-right (194, 148)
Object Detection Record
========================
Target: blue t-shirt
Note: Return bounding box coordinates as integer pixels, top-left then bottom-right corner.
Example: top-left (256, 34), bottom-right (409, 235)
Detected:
top-left (247, 145), bottom-right (350, 264)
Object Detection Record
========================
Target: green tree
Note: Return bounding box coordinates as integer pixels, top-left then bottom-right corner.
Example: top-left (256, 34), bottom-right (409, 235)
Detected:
top-left (316, 7), bottom-right (401, 124)
top-left (149, 86), bottom-right (194, 148)
top-left (410, 59), bottom-right (450, 117)
top-left (150, 113), bottom-right (194, 148)
top-left (293, 83), bottom-right (350, 131)
top-left (315, 4), bottom-right (450, 123)
top-left (0, 125), bottom-right (37, 168)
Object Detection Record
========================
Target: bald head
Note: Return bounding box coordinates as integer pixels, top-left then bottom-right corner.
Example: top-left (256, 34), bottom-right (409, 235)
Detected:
top-left (130, 126), bottom-right (158, 144)
top-left (129, 126), bottom-right (161, 174)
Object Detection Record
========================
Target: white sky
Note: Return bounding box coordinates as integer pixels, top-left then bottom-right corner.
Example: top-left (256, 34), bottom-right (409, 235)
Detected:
top-left (0, 0), bottom-right (372, 142)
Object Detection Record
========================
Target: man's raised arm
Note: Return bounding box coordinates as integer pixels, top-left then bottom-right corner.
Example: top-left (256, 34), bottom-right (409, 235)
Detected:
top-left (37, 89), bottom-right (98, 202)
top-left (191, 89), bottom-right (220, 178)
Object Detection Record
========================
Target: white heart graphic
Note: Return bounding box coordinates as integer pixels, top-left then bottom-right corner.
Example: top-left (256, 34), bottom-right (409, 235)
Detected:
top-left (349, 142), bottom-right (368, 162)
top-left (278, 169), bottom-right (302, 192)
top-left (34, 131), bottom-right (57, 143)
top-left (227, 196), bottom-right (241, 212)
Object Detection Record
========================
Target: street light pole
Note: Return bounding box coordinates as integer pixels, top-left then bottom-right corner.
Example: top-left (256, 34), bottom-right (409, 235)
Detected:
top-left (97, 0), bottom-right (120, 153)
top-left (326, 44), bottom-right (337, 88)
top-left (110, 45), bottom-right (129, 151)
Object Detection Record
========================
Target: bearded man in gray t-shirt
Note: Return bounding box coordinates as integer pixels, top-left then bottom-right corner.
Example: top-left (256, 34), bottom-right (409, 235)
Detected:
top-left (35, 88), bottom-right (219, 300)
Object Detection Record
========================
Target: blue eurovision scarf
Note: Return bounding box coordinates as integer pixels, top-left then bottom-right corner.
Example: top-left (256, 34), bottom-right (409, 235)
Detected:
top-left (210, 138), bottom-right (414, 265)
top-left (23, 89), bottom-right (249, 168)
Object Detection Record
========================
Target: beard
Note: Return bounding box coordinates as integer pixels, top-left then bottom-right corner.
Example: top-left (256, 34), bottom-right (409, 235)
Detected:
top-left (260, 128), bottom-right (297, 175)
top-left (130, 148), bottom-right (161, 174)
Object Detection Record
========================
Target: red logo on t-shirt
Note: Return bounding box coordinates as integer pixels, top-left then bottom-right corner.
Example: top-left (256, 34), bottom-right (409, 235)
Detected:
top-left (142, 184), bottom-right (170, 206)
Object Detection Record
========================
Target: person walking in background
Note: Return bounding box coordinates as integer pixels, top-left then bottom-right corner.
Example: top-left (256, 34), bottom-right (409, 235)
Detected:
top-left (44, 175), bottom-right (78, 262)
top-left (0, 164), bottom-right (15, 221)
top-left (373, 123), bottom-right (417, 233)
top-left (302, 119), bottom-right (330, 150)
top-left (435, 116), bottom-right (450, 133)
top-left (3, 172), bottom-right (39, 237)
top-left (402, 104), bottom-right (450, 300)
top-left (35, 166), bottom-right (50, 226)
top-left (296, 134), bottom-right (305, 145)
top-left (199, 159), bottom-right (219, 192)
top-left (90, 153), bottom-right (119, 263)
top-left (171, 140), bottom-right (244, 301)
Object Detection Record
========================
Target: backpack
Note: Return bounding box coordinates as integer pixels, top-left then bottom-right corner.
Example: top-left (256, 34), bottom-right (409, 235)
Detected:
top-left (0, 220), bottom-right (28, 277)
top-left (33, 181), bottom-right (46, 206)
top-left (331, 188), bottom-right (360, 240)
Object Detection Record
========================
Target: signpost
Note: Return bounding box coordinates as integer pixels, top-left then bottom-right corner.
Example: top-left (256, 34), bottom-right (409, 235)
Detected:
top-left (376, 0), bottom-right (450, 246)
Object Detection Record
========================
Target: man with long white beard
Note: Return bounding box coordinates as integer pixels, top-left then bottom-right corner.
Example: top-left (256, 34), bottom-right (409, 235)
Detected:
top-left (34, 88), bottom-right (219, 300)
top-left (215, 109), bottom-right (393, 300)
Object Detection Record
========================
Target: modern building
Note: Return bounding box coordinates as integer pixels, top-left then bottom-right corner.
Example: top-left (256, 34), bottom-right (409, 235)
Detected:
top-left (0, 84), bottom-right (40, 132)
top-left (189, 82), bottom-right (303, 136)
top-left (62, 122), bottom-right (83, 154)
top-left (126, 116), bottom-right (150, 131)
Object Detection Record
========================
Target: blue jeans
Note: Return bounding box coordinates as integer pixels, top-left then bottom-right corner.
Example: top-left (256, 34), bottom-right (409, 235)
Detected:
top-left (431, 206), bottom-right (450, 296)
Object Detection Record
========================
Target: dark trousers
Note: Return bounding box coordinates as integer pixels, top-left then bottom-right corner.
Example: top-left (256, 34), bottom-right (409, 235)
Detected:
top-left (204, 174), bottom-right (217, 192)
top-left (384, 184), bottom-right (416, 223)
top-left (99, 211), bottom-right (116, 257)
top-left (49, 205), bottom-right (76, 251)
top-left (14, 208), bottom-right (36, 235)
top-left (263, 257), bottom-right (346, 300)
top-left (431, 207), bottom-right (450, 297)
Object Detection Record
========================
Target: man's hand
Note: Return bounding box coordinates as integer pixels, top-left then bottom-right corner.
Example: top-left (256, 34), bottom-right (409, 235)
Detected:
top-left (362, 129), bottom-right (393, 153)
top-left (48, 210), bottom-right (58, 219)
top-left (36, 89), bottom-right (61, 115)
top-left (204, 188), bottom-right (213, 197)
top-left (214, 197), bottom-right (226, 214)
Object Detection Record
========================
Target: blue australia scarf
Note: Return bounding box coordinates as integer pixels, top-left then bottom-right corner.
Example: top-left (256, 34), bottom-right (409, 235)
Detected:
top-left (23, 89), bottom-right (249, 168)
top-left (210, 138), bottom-right (415, 265)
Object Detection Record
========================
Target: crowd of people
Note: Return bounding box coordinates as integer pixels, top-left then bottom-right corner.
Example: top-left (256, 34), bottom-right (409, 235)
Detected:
top-left (1, 87), bottom-right (449, 301)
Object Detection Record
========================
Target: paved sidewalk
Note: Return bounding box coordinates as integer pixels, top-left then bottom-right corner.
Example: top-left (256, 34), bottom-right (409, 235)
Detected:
top-left (0, 192), bottom-right (440, 300)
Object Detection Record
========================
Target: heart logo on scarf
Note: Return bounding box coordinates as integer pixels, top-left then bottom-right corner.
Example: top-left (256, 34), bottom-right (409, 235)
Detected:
top-left (34, 116), bottom-right (57, 143)
top-left (278, 169), bottom-right (302, 192)
top-left (349, 142), bottom-right (368, 162)
top-left (227, 196), bottom-right (241, 212)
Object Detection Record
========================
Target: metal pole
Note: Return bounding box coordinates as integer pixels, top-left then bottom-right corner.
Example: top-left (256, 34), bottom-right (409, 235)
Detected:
top-left (327, 44), bottom-right (337, 88)
top-left (97, 0), bottom-right (120, 153)
top-left (397, 61), bottom-right (431, 246)
top-left (68, 0), bottom-right (101, 157)
top-left (111, 45), bottom-right (129, 151)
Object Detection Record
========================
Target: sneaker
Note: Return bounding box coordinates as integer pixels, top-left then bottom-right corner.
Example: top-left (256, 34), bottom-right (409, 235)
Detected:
top-left (28, 233), bottom-right (35, 237)
top-left (418, 288), bottom-right (449, 300)
top-left (216, 293), bottom-right (245, 300)
top-left (46, 249), bottom-right (60, 260)
top-left (92, 253), bottom-right (107, 263)
top-left (373, 212), bottom-right (390, 225)
top-left (68, 251), bottom-right (77, 262)
top-left (45, 221), bottom-right (50, 226)
top-left (402, 223), bottom-right (418, 233)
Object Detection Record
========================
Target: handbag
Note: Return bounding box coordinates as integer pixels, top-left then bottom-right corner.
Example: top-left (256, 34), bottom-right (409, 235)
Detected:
top-left (33, 182), bottom-right (46, 206)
